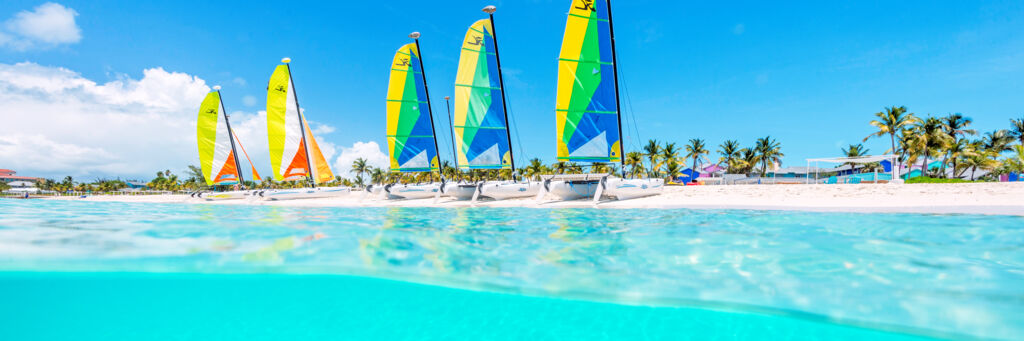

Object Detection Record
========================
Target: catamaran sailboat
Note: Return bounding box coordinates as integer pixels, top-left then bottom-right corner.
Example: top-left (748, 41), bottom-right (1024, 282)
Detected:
top-left (541, 0), bottom-right (663, 202)
top-left (448, 6), bottom-right (541, 201)
top-left (384, 33), bottom-right (444, 200)
top-left (258, 58), bottom-right (350, 200)
top-left (194, 86), bottom-right (263, 200)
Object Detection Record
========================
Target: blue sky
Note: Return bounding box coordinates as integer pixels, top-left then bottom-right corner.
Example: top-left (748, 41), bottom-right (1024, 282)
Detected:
top-left (1, 1), bottom-right (1022, 178)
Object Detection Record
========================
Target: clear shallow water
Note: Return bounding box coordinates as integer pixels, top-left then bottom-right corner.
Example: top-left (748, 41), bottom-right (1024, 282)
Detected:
top-left (1, 199), bottom-right (1022, 340)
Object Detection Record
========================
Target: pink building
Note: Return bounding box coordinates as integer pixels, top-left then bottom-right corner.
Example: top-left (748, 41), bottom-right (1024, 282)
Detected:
top-left (0, 169), bottom-right (40, 184)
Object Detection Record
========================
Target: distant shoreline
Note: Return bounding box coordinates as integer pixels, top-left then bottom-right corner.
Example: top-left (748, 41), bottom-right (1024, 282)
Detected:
top-left (40, 182), bottom-right (1024, 216)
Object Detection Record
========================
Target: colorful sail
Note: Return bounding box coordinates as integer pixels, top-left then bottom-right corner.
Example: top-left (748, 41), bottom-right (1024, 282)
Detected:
top-left (266, 64), bottom-right (334, 183)
top-left (556, 0), bottom-right (620, 163)
top-left (197, 91), bottom-right (240, 185)
top-left (386, 43), bottom-right (439, 172)
top-left (453, 19), bottom-right (511, 170)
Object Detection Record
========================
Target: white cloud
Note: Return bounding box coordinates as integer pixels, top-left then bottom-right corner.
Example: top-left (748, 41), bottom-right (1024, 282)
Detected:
top-left (232, 77), bottom-right (246, 86)
top-left (0, 62), bottom-right (209, 179)
top-left (0, 134), bottom-right (117, 173)
top-left (1, 2), bottom-right (81, 50)
top-left (0, 62), bottom-right (353, 181)
top-left (241, 95), bottom-right (257, 107)
top-left (312, 123), bottom-right (335, 135)
top-left (333, 141), bottom-right (389, 179)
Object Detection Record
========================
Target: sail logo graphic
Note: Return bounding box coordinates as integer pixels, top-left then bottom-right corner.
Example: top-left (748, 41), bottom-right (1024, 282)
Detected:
top-left (274, 85), bottom-right (287, 93)
top-left (395, 58), bottom-right (410, 67)
top-left (205, 109), bottom-right (217, 114)
top-left (467, 36), bottom-right (483, 46)
top-left (575, 0), bottom-right (596, 12)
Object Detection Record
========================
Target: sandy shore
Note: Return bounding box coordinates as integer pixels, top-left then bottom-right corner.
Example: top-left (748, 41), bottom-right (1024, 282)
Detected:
top-left (43, 182), bottom-right (1024, 215)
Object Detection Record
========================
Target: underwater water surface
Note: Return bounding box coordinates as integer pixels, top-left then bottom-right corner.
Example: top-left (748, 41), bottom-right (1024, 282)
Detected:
top-left (1, 199), bottom-right (1022, 340)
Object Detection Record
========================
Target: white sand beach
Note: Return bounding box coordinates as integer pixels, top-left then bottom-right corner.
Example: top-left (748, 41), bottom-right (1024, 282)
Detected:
top-left (46, 182), bottom-right (1024, 215)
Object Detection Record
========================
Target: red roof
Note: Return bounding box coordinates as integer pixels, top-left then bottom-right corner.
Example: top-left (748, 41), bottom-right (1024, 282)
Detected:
top-left (1, 175), bottom-right (38, 181)
top-left (0, 169), bottom-right (13, 175)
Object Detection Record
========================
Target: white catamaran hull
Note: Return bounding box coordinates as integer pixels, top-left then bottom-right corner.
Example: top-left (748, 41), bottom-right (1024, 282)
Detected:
top-left (602, 178), bottom-right (664, 200)
top-left (386, 183), bottom-right (442, 200)
top-left (479, 181), bottom-right (541, 200)
top-left (195, 190), bottom-right (253, 201)
top-left (259, 187), bottom-right (351, 201)
top-left (443, 183), bottom-right (479, 200)
top-left (546, 180), bottom-right (601, 201)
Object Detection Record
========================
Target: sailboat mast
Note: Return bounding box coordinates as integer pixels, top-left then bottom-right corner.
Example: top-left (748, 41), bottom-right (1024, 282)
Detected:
top-left (444, 96), bottom-right (459, 172)
top-left (215, 88), bottom-right (247, 187)
top-left (484, 6), bottom-right (518, 177)
top-left (411, 34), bottom-right (443, 182)
top-left (605, 0), bottom-right (626, 178)
top-left (284, 59), bottom-right (317, 187)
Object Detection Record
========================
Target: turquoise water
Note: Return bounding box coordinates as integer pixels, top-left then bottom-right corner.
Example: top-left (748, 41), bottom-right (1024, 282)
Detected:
top-left (1, 199), bottom-right (1022, 340)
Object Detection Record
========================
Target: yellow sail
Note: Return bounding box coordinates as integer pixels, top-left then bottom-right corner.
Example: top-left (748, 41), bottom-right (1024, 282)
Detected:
top-left (197, 91), bottom-right (239, 185)
top-left (266, 63), bottom-right (334, 183)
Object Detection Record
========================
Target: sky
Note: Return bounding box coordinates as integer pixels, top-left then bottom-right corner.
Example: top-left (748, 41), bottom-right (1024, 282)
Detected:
top-left (1, 1), bottom-right (1022, 180)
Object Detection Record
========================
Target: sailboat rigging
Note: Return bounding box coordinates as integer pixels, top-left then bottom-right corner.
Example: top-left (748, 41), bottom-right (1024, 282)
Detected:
top-left (258, 58), bottom-right (350, 200)
top-left (194, 86), bottom-right (262, 200)
top-left (541, 0), bottom-right (663, 202)
top-left (383, 33), bottom-right (445, 200)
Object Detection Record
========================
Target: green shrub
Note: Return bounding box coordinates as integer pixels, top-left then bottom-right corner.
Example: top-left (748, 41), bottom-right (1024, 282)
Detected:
top-left (905, 176), bottom-right (972, 184)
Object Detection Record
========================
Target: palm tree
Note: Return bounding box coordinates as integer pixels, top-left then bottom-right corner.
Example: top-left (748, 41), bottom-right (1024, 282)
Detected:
top-left (624, 151), bottom-right (644, 177)
top-left (963, 153), bottom-right (997, 180)
top-left (1001, 145), bottom-right (1024, 174)
top-left (864, 106), bottom-right (917, 167)
top-left (566, 162), bottom-right (583, 174)
top-left (755, 136), bottom-right (783, 175)
top-left (351, 158), bottom-right (369, 182)
top-left (642, 139), bottom-right (661, 177)
top-left (983, 129), bottom-right (1015, 156)
top-left (591, 162), bottom-right (610, 174)
top-left (37, 179), bottom-right (54, 191)
top-left (946, 139), bottom-right (976, 178)
top-left (840, 143), bottom-right (869, 170)
top-left (1011, 117), bottom-right (1024, 146)
top-left (939, 113), bottom-right (976, 177)
top-left (552, 162), bottom-right (569, 175)
top-left (717, 140), bottom-right (741, 173)
top-left (522, 158), bottom-right (545, 179)
top-left (370, 167), bottom-right (386, 184)
top-left (739, 148), bottom-right (760, 174)
top-left (664, 160), bottom-right (684, 182)
top-left (186, 165), bottom-right (204, 180)
top-left (684, 138), bottom-right (709, 174)
top-left (659, 142), bottom-right (679, 175)
top-left (908, 117), bottom-right (953, 176)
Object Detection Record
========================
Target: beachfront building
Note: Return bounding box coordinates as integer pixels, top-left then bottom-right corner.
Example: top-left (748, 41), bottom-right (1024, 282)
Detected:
top-left (0, 169), bottom-right (39, 184)
top-left (805, 155), bottom-right (900, 184)
top-left (768, 166), bottom-right (833, 179)
top-left (124, 180), bottom-right (148, 190)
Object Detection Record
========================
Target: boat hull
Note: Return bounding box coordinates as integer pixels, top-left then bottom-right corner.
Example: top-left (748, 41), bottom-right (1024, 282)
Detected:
top-left (443, 183), bottom-right (478, 200)
top-left (546, 180), bottom-right (600, 201)
top-left (196, 190), bottom-right (253, 201)
top-left (259, 187), bottom-right (351, 201)
top-left (602, 178), bottom-right (664, 200)
top-left (386, 183), bottom-right (441, 200)
top-left (479, 181), bottom-right (540, 200)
